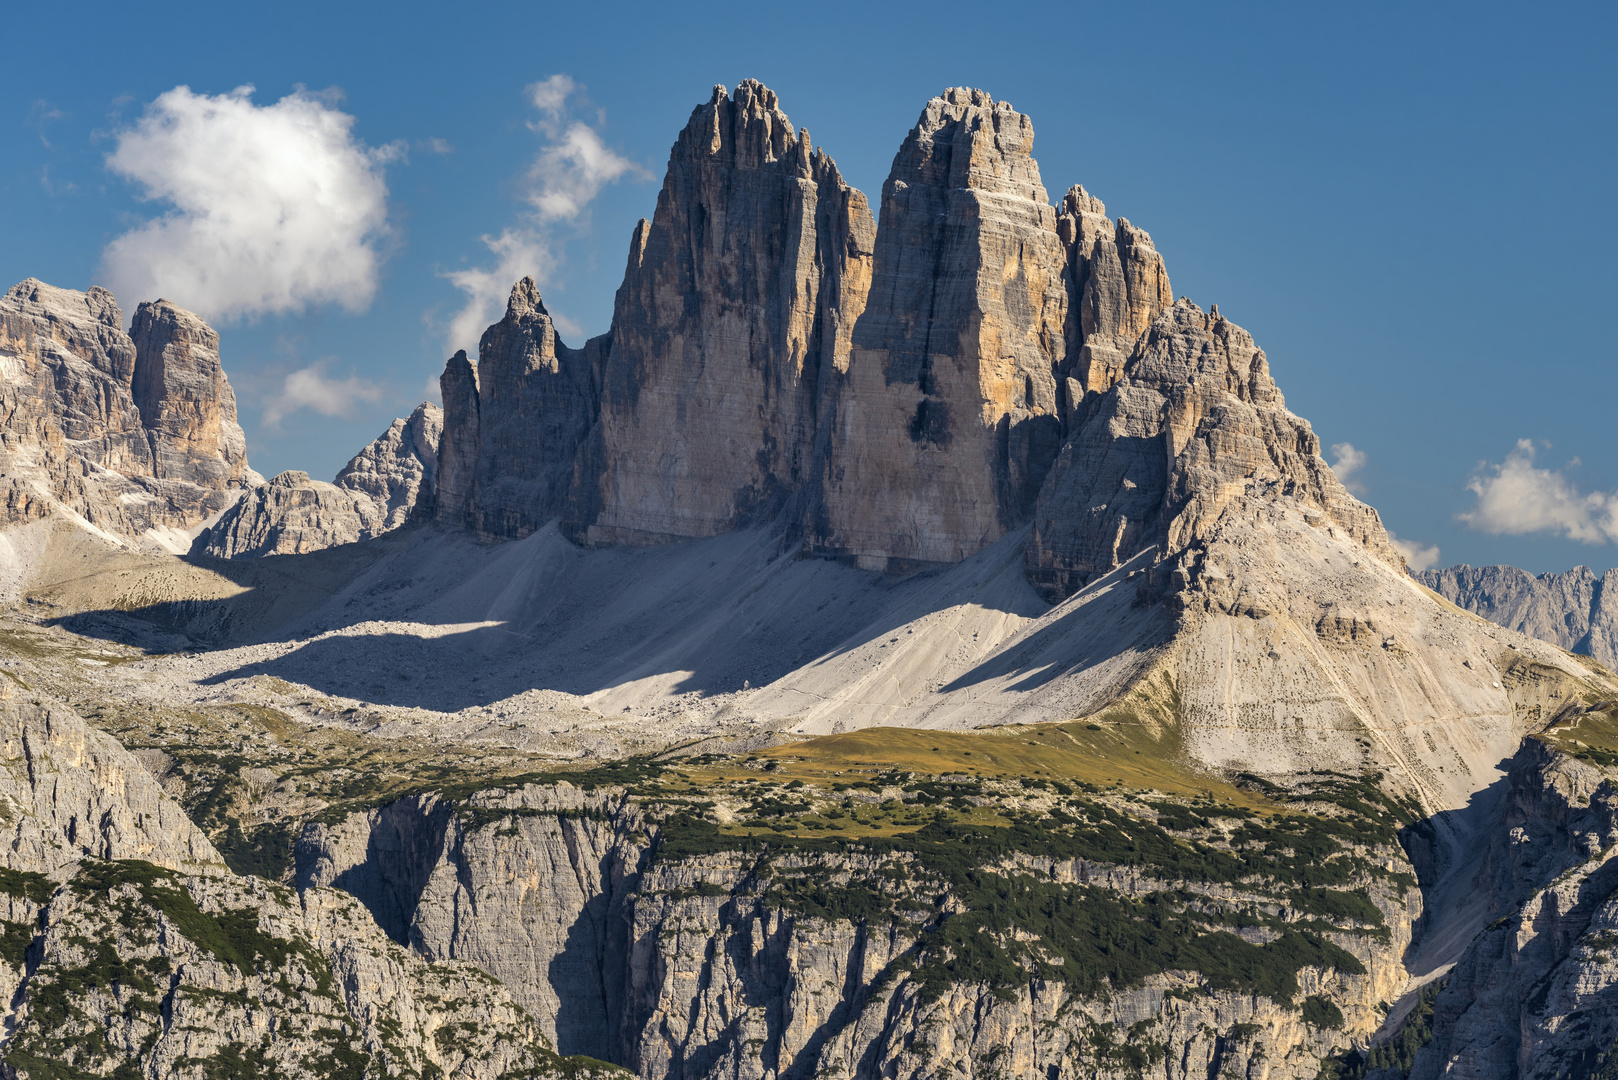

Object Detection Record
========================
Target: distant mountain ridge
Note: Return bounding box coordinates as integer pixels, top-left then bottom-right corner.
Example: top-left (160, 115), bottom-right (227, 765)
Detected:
top-left (1420, 563), bottom-right (1618, 670)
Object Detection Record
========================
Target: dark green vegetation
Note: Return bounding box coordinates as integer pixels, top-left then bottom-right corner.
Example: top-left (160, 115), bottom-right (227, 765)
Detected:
top-left (1316, 978), bottom-right (1445, 1079)
top-left (639, 762), bottom-right (1411, 1009)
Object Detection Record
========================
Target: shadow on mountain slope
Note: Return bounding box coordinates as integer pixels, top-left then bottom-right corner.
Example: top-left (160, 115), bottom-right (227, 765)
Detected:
top-left (47, 521), bottom-right (1144, 710)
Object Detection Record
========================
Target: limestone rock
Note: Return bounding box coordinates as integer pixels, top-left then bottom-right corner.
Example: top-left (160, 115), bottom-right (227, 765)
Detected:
top-left (129, 298), bottom-right (255, 500)
top-left (812, 87), bottom-right (1069, 567)
top-left (334, 401), bottom-right (442, 531)
top-left (578, 80), bottom-right (875, 546)
top-left (0, 279), bottom-right (257, 545)
top-left (1025, 298), bottom-right (1402, 601)
top-left (1420, 563), bottom-right (1618, 670)
top-left (1057, 185), bottom-right (1173, 406)
top-left (193, 470), bottom-right (383, 558)
top-left (0, 682), bottom-right (221, 876)
top-left (196, 404), bottom-right (442, 558)
top-left (436, 279), bottom-right (601, 538)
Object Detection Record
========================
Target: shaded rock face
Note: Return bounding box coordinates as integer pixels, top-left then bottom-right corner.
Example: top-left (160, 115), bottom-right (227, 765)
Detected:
top-left (580, 80), bottom-right (875, 546)
top-left (298, 780), bottom-right (1415, 1080)
top-left (1025, 299), bottom-right (1402, 601)
top-left (435, 280), bottom-right (602, 538)
top-left (335, 401), bottom-right (442, 531)
top-left (195, 404), bottom-right (441, 558)
top-left (1420, 563), bottom-right (1618, 670)
top-left (1403, 741), bottom-right (1618, 1079)
top-left (0, 279), bottom-right (257, 542)
top-left (812, 88), bottom-right (1069, 567)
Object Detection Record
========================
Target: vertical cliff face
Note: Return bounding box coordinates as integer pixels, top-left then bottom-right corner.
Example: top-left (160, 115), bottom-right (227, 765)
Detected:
top-left (577, 80), bottom-right (875, 546)
top-left (465, 278), bottom-right (601, 538)
top-left (434, 348), bottom-right (482, 527)
top-left (812, 88), bottom-right (1070, 567)
top-left (0, 279), bottom-right (258, 539)
top-left (0, 279), bottom-right (152, 483)
top-left (129, 298), bottom-right (254, 501)
top-left (1056, 185), bottom-right (1173, 408)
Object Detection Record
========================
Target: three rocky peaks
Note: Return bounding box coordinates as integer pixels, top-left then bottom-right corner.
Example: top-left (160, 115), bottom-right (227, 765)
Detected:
top-left (429, 80), bottom-right (1402, 599)
top-left (0, 80), bottom-right (1405, 600)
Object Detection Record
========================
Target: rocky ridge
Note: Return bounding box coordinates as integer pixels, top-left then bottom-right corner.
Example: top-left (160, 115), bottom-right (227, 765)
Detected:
top-left (0, 279), bottom-right (259, 548)
top-left (0, 677), bottom-right (613, 1080)
top-left (1421, 562), bottom-right (1618, 671)
top-left (194, 403), bottom-right (441, 558)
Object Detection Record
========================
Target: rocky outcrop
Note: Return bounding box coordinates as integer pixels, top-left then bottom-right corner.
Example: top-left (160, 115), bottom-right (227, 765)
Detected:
top-left (0, 279), bottom-right (258, 545)
top-left (579, 80), bottom-right (875, 546)
top-left (1405, 739), bottom-right (1618, 1078)
top-left (1025, 298), bottom-right (1403, 602)
top-left (812, 88), bottom-right (1069, 568)
top-left (296, 775), bottom-right (1419, 1080)
top-left (195, 403), bottom-right (441, 558)
top-left (1420, 563), bottom-right (1618, 671)
top-left (129, 298), bottom-right (254, 498)
top-left (434, 280), bottom-right (601, 538)
top-left (1056, 185), bottom-right (1173, 407)
top-left (0, 682), bottom-right (221, 876)
top-left (334, 401), bottom-right (442, 531)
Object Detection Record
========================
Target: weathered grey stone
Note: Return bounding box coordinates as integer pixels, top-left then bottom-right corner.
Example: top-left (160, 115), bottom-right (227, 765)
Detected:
top-left (334, 401), bottom-right (442, 531)
top-left (578, 80), bottom-right (874, 546)
top-left (195, 404), bottom-right (442, 558)
top-left (1420, 563), bottom-right (1618, 671)
top-left (812, 88), bottom-right (1069, 568)
top-left (129, 298), bottom-right (254, 499)
top-left (1025, 298), bottom-right (1402, 601)
top-left (0, 279), bottom-right (258, 544)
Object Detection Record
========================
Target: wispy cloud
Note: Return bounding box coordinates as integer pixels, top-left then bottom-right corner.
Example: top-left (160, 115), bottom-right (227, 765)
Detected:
top-left (1459, 439), bottom-right (1618, 544)
top-left (1388, 532), bottom-right (1441, 572)
top-left (441, 74), bottom-right (649, 355)
top-left (261, 362), bottom-right (387, 429)
top-left (100, 84), bottom-right (400, 323)
top-left (1329, 442), bottom-right (1368, 496)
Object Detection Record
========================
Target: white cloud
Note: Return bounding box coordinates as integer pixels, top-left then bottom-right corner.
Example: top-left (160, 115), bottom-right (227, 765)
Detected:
top-left (1460, 439), bottom-right (1618, 544)
top-left (261, 363), bottom-right (387, 429)
top-left (441, 75), bottom-right (648, 354)
top-left (1388, 532), bottom-right (1442, 572)
top-left (100, 85), bottom-right (397, 323)
top-left (1329, 442), bottom-right (1368, 495)
top-left (527, 74), bottom-right (576, 119)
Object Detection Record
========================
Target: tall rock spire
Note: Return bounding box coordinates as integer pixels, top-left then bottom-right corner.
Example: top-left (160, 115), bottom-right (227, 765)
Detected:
top-left (573, 80), bottom-right (875, 545)
top-left (811, 88), bottom-right (1069, 568)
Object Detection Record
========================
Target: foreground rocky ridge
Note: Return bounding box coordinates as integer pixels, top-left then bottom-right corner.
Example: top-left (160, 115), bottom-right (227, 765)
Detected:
top-left (0, 675), bottom-right (628, 1080)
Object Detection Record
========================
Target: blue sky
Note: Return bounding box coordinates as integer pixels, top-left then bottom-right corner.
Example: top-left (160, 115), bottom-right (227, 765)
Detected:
top-left (4, 0), bottom-right (1613, 575)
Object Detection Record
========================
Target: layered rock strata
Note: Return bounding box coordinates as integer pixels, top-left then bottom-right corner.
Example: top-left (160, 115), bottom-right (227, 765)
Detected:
top-left (195, 403), bottom-right (442, 558)
top-left (1026, 299), bottom-right (1403, 601)
top-left (0, 279), bottom-right (257, 544)
top-left (297, 775), bottom-right (1418, 1080)
top-left (581, 80), bottom-right (874, 545)
top-left (1420, 562), bottom-right (1618, 670)
top-left (811, 87), bottom-right (1069, 566)
top-left (426, 83), bottom-right (1396, 603)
